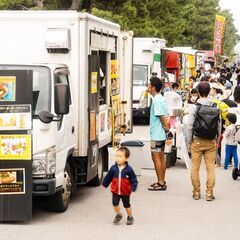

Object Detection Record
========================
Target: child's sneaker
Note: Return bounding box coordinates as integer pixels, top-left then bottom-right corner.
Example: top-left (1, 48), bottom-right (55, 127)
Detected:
top-left (113, 214), bottom-right (123, 224)
top-left (126, 216), bottom-right (134, 225)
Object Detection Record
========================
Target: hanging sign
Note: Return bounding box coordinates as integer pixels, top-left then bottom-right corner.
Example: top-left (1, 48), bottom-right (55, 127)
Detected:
top-left (213, 15), bottom-right (226, 55)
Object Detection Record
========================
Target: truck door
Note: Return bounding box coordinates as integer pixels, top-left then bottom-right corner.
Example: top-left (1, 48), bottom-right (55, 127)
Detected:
top-left (120, 31), bottom-right (134, 133)
top-left (54, 68), bottom-right (75, 185)
top-left (87, 55), bottom-right (100, 182)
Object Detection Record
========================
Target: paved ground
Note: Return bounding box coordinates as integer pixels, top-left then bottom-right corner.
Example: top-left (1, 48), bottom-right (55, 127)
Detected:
top-left (1, 126), bottom-right (240, 240)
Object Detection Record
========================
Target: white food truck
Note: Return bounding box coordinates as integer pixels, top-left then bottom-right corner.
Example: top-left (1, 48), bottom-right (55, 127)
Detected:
top-left (133, 38), bottom-right (166, 122)
top-left (0, 11), bottom-right (133, 212)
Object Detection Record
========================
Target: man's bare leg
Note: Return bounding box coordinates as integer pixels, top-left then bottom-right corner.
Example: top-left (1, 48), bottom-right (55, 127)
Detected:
top-left (152, 151), bottom-right (166, 185)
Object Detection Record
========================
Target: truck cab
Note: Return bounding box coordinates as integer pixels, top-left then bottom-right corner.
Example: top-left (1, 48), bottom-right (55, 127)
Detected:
top-left (0, 64), bottom-right (75, 211)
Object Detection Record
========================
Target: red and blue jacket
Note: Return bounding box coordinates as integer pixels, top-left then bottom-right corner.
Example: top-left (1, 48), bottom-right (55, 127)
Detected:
top-left (102, 163), bottom-right (138, 196)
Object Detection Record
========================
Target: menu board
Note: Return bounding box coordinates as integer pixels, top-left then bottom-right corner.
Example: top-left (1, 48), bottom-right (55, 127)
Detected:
top-left (0, 105), bottom-right (31, 131)
top-left (111, 95), bottom-right (121, 148)
top-left (0, 76), bottom-right (16, 102)
top-left (0, 69), bottom-right (33, 222)
top-left (110, 60), bottom-right (120, 95)
top-left (91, 72), bottom-right (98, 94)
top-left (0, 135), bottom-right (31, 160)
top-left (90, 110), bottom-right (96, 142)
top-left (0, 168), bottom-right (25, 194)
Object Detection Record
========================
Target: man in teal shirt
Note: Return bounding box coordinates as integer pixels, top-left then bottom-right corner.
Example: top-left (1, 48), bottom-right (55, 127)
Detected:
top-left (147, 77), bottom-right (169, 191)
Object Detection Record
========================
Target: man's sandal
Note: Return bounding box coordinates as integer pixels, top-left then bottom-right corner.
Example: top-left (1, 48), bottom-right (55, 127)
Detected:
top-left (148, 182), bottom-right (167, 191)
top-left (150, 182), bottom-right (167, 188)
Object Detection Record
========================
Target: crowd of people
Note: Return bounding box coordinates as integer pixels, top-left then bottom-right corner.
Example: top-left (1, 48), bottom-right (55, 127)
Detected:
top-left (102, 62), bottom-right (240, 225)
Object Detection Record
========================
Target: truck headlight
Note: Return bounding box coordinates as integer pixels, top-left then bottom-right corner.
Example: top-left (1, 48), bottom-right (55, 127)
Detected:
top-left (139, 91), bottom-right (148, 108)
top-left (33, 146), bottom-right (56, 176)
top-left (32, 156), bottom-right (46, 175)
top-left (46, 146), bottom-right (56, 174)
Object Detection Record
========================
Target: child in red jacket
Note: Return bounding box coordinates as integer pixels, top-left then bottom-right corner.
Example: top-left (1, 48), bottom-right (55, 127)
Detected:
top-left (102, 147), bottom-right (138, 225)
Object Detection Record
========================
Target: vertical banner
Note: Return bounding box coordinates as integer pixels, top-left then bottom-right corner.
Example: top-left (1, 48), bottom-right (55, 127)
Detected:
top-left (110, 60), bottom-right (121, 148)
top-left (0, 70), bottom-right (33, 222)
top-left (213, 14), bottom-right (226, 55)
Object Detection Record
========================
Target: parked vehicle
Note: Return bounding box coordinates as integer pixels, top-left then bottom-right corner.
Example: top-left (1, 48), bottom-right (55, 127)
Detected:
top-left (0, 11), bottom-right (132, 212)
top-left (133, 38), bottom-right (166, 123)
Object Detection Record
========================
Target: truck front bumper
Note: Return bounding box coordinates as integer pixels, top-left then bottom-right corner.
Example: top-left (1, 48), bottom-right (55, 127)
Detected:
top-left (32, 178), bottom-right (56, 196)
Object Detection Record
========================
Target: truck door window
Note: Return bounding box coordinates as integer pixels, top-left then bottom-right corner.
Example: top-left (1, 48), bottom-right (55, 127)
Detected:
top-left (133, 65), bottom-right (148, 86)
top-left (55, 72), bottom-right (72, 105)
top-left (0, 65), bottom-right (51, 115)
top-left (32, 68), bottom-right (51, 115)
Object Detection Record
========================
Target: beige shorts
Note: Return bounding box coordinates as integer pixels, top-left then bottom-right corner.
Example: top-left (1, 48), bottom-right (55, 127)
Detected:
top-left (150, 140), bottom-right (165, 153)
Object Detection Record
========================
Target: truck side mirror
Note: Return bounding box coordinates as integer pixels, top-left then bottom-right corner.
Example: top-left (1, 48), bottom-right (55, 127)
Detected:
top-left (38, 111), bottom-right (54, 124)
top-left (55, 83), bottom-right (70, 115)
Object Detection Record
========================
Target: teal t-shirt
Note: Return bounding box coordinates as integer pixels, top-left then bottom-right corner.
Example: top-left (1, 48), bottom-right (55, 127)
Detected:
top-left (150, 94), bottom-right (168, 141)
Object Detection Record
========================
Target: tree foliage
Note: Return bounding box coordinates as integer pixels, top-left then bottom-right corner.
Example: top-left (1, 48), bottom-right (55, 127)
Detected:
top-left (0, 0), bottom-right (238, 56)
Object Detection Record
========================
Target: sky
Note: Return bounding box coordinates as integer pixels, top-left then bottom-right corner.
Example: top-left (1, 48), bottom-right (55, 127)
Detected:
top-left (219, 0), bottom-right (240, 33)
top-left (219, 0), bottom-right (240, 52)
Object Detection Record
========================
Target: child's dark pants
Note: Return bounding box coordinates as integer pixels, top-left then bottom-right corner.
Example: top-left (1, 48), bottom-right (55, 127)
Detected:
top-left (112, 194), bottom-right (130, 208)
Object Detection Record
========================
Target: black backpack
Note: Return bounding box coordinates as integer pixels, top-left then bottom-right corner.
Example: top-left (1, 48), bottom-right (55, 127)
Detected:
top-left (193, 103), bottom-right (220, 139)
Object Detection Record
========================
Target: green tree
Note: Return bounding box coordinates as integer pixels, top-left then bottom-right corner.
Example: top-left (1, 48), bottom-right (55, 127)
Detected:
top-left (0, 0), bottom-right (238, 56)
top-left (220, 9), bottom-right (240, 58)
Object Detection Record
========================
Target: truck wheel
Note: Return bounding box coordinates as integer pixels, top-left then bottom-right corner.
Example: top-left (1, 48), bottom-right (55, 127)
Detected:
top-left (48, 163), bottom-right (72, 212)
top-left (88, 149), bottom-right (104, 186)
top-left (232, 168), bottom-right (239, 180)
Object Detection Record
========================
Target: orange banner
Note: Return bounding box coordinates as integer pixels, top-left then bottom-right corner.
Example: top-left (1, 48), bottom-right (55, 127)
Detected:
top-left (213, 15), bottom-right (226, 55)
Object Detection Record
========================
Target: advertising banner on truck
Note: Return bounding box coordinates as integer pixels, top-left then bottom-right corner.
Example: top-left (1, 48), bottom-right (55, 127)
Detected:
top-left (0, 168), bottom-right (25, 194)
top-left (213, 14), bottom-right (226, 55)
top-left (0, 70), bottom-right (33, 222)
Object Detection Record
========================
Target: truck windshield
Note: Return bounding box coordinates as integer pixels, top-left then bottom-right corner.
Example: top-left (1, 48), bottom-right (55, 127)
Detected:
top-left (0, 65), bottom-right (51, 115)
top-left (133, 65), bottom-right (148, 86)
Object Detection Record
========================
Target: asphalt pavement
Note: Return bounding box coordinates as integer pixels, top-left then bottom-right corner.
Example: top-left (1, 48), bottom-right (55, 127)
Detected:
top-left (1, 126), bottom-right (240, 240)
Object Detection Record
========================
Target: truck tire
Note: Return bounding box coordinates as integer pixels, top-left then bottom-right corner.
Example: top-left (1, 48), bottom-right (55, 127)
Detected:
top-left (88, 149), bottom-right (104, 186)
top-left (48, 163), bottom-right (72, 212)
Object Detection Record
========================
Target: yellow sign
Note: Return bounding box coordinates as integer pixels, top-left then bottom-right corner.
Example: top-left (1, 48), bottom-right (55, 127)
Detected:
top-left (0, 135), bottom-right (31, 160)
top-left (110, 60), bottom-right (120, 79)
top-left (91, 72), bottom-right (98, 94)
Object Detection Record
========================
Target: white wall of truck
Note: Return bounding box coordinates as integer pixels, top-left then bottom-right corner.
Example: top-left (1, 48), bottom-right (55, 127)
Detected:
top-left (0, 11), bottom-right (132, 211)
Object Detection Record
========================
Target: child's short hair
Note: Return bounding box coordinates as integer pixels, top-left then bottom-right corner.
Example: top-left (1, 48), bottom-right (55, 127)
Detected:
top-left (226, 113), bottom-right (237, 124)
top-left (117, 146), bottom-right (130, 158)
